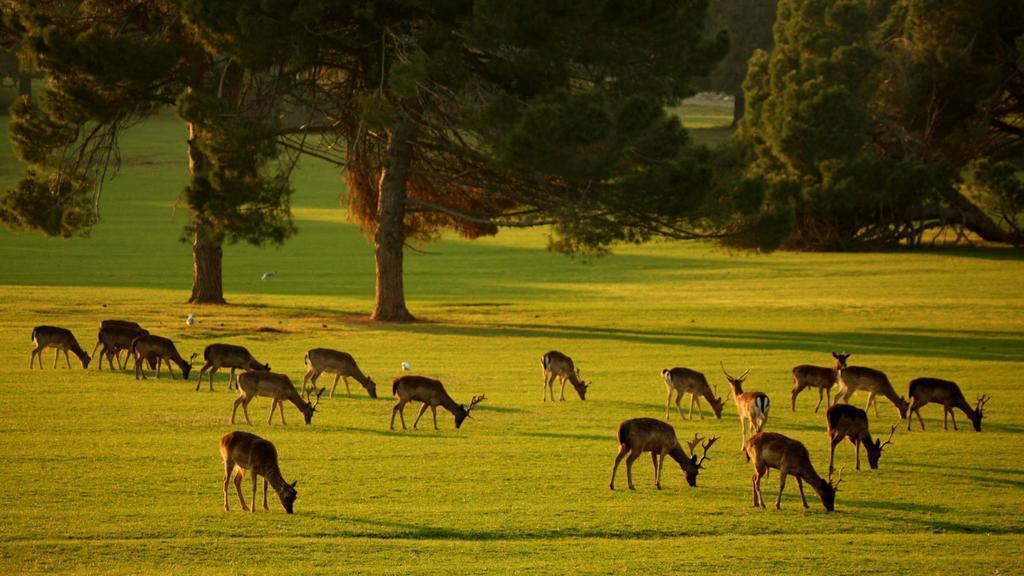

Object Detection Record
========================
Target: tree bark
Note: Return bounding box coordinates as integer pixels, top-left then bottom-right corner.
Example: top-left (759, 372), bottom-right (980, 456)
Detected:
top-left (18, 73), bottom-right (31, 99)
top-left (186, 122), bottom-right (226, 304)
top-left (732, 90), bottom-right (745, 127)
top-left (371, 120), bottom-right (416, 322)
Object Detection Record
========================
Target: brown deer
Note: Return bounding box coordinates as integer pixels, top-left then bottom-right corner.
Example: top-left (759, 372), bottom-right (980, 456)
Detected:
top-left (745, 432), bottom-right (840, 511)
top-left (907, 377), bottom-right (991, 432)
top-left (98, 319), bottom-right (146, 367)
top-left (30, 326), bottom-right (91, 369)
top-left (826, 404), bottom-right (896, 474)
top-left (390, 376), bottom-right (485, 430)
top-left (791, 352), bottom-right (850, 412)
top-left (91, 323), bottom-right (149, 370)
top-left (661, 367), bottom-right (724, 420)
top-left (233, 371), bottom-right (323, 426)
top-left (219, 431), bottom-right (298, 513)
top-left (541, 350), bottom-right (589, 401)
top-left (721, 363), bottom-right (770, 449)
top-left (609, 418), bottom-right (718, 490)
top-left (130, 335), bottom-right (196, 380)
top-left (196, 343), bottom-right (270, 392)
top-left (303, 348), bottom-right (378, 399)
top-left (833, 362), bottom-right (909, 419)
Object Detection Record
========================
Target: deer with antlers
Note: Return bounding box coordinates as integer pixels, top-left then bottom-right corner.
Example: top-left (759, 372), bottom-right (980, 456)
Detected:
top-left (722, 363), bottom-right (770, 449)
top-left (130, 335), bottom-right (196, 380)
top-left (661, 367), bottom-right (725, 420)
top-left (833, 361), bottom-right (909, 419)
top-left (610, 418), bottom-right (718, 490)
top-left (232, 371), bottom-right (324, 426)
top-left (826, 404), bottom-right (896, 474)
top-left (792, 352), bottom-right (850, 412)
top-left (745, 431), bottom-right (840, 511)
top-left (541, 350), bottom-right (589, 401)
top-left (30, 326), bottom-right (91, 369)
top-left (220, 431), bottom-right (298, 514)
top-left (196, 343), bottom-right (270, 392)
top-left (907, 377), bottom-right (991, 432)
top-left (390, 376), bottom-right (485, 430)
top-left (303, 348), bottom-right (377, 399)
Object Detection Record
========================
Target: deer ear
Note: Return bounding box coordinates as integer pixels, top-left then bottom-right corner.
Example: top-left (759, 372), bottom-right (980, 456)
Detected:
top-left (291, 480), bottom-right (298, 488)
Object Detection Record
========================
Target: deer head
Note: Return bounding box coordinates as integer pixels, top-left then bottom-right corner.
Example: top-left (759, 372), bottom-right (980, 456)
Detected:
top-left (710, 384), bottom-right (725, 419)
top-left (821, 467), bottom-right (843, 512)
top-left (365, 376), bottom-right (378, 399)
top-left (572, 368), bottom-right (589, 400)
top-left (720, 362), bottom-right (750, 394)
top-left (280, 480), bottom-right (298, 514)
top-left (182, 352), bottom-right (198, 380)
top-left (866, 424), bottom-right (897, 469)
top-left (302, 388), bottom-right (325, 424)
top-left (971, 394), bottom-right (991, 432)
top-left (454, 394), bottom-right (486, 429)
top-left (682, 433), bottom-right (719, 487)
top-left (831, 351), bottom-right (851, 369)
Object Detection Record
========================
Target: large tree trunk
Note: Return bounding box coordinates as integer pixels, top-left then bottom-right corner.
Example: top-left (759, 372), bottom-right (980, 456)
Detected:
top-left (371, 120), bottom-right (415, 322)
top-left (18, 73), bottom-right (31, 99)
top-left (186, 122), bottom-right (226, 304)
top-left (732, 90), bottom-right (745, 127)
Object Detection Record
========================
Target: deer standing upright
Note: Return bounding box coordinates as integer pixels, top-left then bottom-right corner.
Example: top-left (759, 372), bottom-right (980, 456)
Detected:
top-left (745, 431), bottom-right (840, 511)
top-left (609, 417), bottom-right (717, 490)
top-left (541, 351), bottom-right (589, 401)
top-left (219, 431), bottom-right (298, 513)
top-left (907, 377), bottom-right (990, 432)
top-left (196, 343), bottom-right (270, 392)
top-left (303, 348), bottom-right (377, 398)
top-left (722, 363), bottom-right (770, 449)
top-left (232, 371), bottom-right (323, 425)
top-left (826, 404), bottom-right (896, 474)
top-left (791, 352), bottom-right (849, 412)
top-left (833, 361), bottom-right (909, 419)
top-left (30, 326), bottom-right (91, 369)
top-left (661, 367), bottom-right (724, 420)
top-left (390, 376), bottom-right (485, 430)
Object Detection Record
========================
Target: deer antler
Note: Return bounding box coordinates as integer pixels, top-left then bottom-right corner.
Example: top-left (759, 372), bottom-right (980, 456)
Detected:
top-left (311, 387), bottom-right (325, 409)
top-left (467, 394), bottom-right (486, 413)
top-left (720, 361), bottom-right (733, 380)
top-left (976, 394), bottom-right (991, 411)
top-left (831, 465), bottom-right (845, 489)
top-left (880, 424), bottom-right (897, 449)
top-left (696, 435), bottom-right (718, 468)
top-left (685, 433), bottom-right (704, 456)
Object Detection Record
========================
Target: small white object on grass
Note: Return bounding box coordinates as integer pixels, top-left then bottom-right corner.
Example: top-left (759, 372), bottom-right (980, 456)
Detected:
top-left (401, 362), bottom-right (411, 371)
top-left (186, 314), bottom-right (194, 326)
top-left (261, 272), bottom-right (275, 281)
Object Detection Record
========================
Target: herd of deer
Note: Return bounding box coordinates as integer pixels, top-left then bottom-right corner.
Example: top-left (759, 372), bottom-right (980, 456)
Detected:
top-left (30, 324), bottom-right (992, 515)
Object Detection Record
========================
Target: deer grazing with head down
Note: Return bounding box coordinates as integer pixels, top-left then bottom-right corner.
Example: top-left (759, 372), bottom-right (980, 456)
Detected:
top-left (907, 377), bottom-right (990, 432)
top-left (541, 350), bottom-right (589, 401)
top-left (30, 326), bottom-right (91, 369)
top-left (196, 343), bottom-right (270, 392)
top-left (826, 404), bottom-right (896, 475)
top-left (130, 335), bottom-right (196, 380)
top-left (792, 352), bottom-right (850, 412)
top-left (833, 360), bottom-right (909, 419)
top-left (303, 348), bottom-right (377, 399)
top-left (232, 371), bottom-right (324, 425)
top-left (91, 323), bottom-right (149, 370)
top-left (609, 418), bottom-right (718, 490)
top-left (661, 367), bottom-right (725, 420)
top-left (220, 431), bottom-right (298, 513)
top-left (390, 376), bottom-right (485, 430)
top-left (745, 431), bottom-right (841, 511)
top-left (721, 363), bottom-right (770, 449)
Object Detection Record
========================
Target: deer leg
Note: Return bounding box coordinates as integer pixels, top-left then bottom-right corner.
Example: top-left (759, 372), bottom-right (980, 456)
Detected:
top-left (267, 400), bottom-right (277, 425)
top-left (242, 398), bottom-right (254, 426)
top-left (775, 471), bottom-right (788, 509)
top-left (657, 451), bottom-right (667, 489)
top-left (52, 349), bottom-right (59, 368)
top-left (134, 354), bottom-right (145, 380)
top-left (431, 405), bottom-right (438, 430)
top-left (413, 403), bottom-right (430, 429)
top-left (559, 377), bottom-right (567, 401)
top-left (796, 477), bottom-right (809, 508)
top-left (164, 359), bottom-right (177, 380)
top-left (302, 367), bottom-right (314, 394)
top-left (754, 465), bottom-right (768, 508)
top-left (829, 434), bottom-right (841, 477)
top-left (229, 368), bottom-right (237, 391)
top-left (231, 397), bottom-right (244, 424)
top-left (855, 439), bottom-right (861, 470)
top-left (739, 418), bottom-right (747, 450)
top-left (64, 349), bottom-right (72, 368)
top-left (196, 364), bottom-right (209, 391)
top-left (391, 400), bottom-right (408, 430)
top-left (684, 393), bottom-right (694, 420)
top-left (814, 387), bottom-right (825, 413)
top-left (29, 348), bottom-right (37, 369)
top-left (665, 389), bottom-right (673, 419)
top-left (752, 471), bottom-right (761, 507)
top-left (208, 365), bottom-right (220, 391)
top-left (331, 374), bottom-right (341, 398)
top-left (610, 445), bottom-right (628, 490)
top-left (695, 396), bottom-right (705, 420)
top-left (914, 405), bottom-right (926, 431)
top-left (948, 405), bottom-right (958, 431)
top-left (791, 382), bottom-right (803, 411)
top-left (823, 386), bottom-right (831, 411)
top-left (542, 371), bottom-right (551, 402)
top-left (223, 460), bottom-right (233, 511)
top-left (625, 449), bottom-right (642, 490)
top-left (263, 478), bottom-right (269, 510)
top-left (279, 401), bottom-right (287, 425)
top-left (234, 469), bottom-right (249, 511)
top-left (251, 472), bottom-right (258, 514)
top-left (343, 376), bottom-right (352, 397)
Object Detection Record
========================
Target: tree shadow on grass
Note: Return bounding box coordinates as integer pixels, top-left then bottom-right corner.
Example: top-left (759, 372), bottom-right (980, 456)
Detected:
top-left (518, 431), bottom-right (610, 442)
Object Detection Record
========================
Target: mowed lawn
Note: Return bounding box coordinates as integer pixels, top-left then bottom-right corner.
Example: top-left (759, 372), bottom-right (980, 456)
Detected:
top-left (0, 103), bottom-right (1023, 575)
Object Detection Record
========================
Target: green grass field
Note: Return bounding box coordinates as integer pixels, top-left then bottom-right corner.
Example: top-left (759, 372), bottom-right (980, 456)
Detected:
top-left (1, 98), bottom-right (1023, 575)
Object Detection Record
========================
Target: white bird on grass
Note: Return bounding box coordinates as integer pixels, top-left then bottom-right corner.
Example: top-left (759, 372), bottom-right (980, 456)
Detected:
top-left (261, 272), bottom-right (276, 281)
top-left (186, 314), bottom-right (194, 327)
top-left (401, 362), bottom-right (411, 371)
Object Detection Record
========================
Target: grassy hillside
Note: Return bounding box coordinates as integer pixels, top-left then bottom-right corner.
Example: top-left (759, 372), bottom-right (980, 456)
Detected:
top-left (1, 100), bottom-right (1022, 575)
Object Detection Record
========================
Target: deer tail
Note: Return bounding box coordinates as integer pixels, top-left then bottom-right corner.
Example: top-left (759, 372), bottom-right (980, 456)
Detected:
top-left (304, 352), bottom-right (310, 366)
top-left (616, 422), bottom-right (628, 445)
top-left (31, 327), bottom-right (37, 344)
top-left (392, 378), bottom-right (400, 397)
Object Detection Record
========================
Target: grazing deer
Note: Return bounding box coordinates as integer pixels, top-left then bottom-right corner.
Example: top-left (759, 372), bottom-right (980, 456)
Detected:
top-left (101, 319), bottom-right (144, 330)
top-left (661, 367), bottom-right (724, 420)
top-left (541, 350), bottom-right (589, 401)
top-left (91, 324), bottom-right (149, 370)
top-left (219, 431), bottom-right (298, 513)
top-left (390, 376), bottom-right (485, 430)
top-left (30, 326), bottom-right (91, 369)
top-left (303, 348), bottom-right (378, 399)
top-left (907, 377), bottom-right (991, 432)
top-left (745, 432), bottom-right (840, 511)
top-left (721, 363), bottom-right (770, 449)
top-left (609, 418), bottom-right (718, 490)
top-left (791, 352), bottom-right (850, 412)
top-left (826, 404), bottom-right (896, 474)
top-left (233, 371), bottom-right (323, 426)
top-left (196, 343), bottom-right (270, 392)
top-left (833, 362), bottom-right (909, 419)
top-left (130, 335), bottom-right (196, 380)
